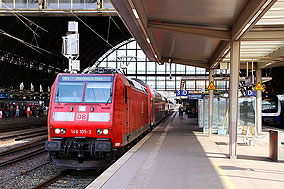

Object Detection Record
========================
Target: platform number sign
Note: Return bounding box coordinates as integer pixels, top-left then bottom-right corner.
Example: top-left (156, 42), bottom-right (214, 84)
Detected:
top-left (77, 113), bottom-right (87, 120)
top-left (176, 90), bottom-right (189, 96)
top-left (246, 90), bottom-right (256, 97)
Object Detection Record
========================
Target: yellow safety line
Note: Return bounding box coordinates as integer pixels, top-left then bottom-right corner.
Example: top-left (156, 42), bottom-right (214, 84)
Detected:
top-left (216, 163), bottom-right (235, 189)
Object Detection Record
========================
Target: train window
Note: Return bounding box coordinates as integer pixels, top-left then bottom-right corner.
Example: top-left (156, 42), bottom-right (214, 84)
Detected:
top-left (262, 98), bottom-right (277, 113)
top-left (84, 82), bottom-right (113, 103)
top-left (55, 82), bottom-right (84, 103)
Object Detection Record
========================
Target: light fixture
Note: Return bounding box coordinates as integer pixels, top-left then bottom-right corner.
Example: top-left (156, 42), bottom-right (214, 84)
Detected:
top-left (132, 9), bottom-right (139, 19)
top-left (103, 129), bottom-right (109, 135)
top-left (146, 37), bottom-right (150, 44)
top-left (55, 128), bottom-right (61, 134)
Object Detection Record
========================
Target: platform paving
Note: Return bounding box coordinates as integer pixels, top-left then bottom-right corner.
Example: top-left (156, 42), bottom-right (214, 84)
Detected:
top-left (87, 112), bottom-right (284, 189)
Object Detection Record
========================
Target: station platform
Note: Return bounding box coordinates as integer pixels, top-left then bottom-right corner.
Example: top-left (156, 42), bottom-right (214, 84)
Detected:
top-left (87, 113), bottom-right (284, 189)
top-left (0, 117), bottom-right (47, 131)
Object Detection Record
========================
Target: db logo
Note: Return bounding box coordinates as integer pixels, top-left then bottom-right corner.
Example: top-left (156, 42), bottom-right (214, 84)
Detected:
top-left (77, 113), bottom-right (87, 120)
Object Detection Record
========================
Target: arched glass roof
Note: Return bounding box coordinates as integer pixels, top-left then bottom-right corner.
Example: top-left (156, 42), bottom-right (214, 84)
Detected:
top-left (96, 39), bottom-right (229, 95)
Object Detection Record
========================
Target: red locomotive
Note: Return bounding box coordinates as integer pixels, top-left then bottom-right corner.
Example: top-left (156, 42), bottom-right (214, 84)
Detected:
top-left (45, 68), bottom-right (170, 169)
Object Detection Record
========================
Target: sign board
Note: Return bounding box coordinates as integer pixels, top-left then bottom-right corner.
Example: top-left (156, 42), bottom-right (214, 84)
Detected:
top-left (188, 94), bottom-right (203, 100)
top-left (246, 90), bottom-right (256, 97)
top-left (0, 93), bottom-right (8, 99)
top-left (245, 75), bottom-right (255, 86)
top-left (254, 82), bottom-right (265, 91)
top-left (207, 81), bottom-right (216, 90)
top-left (59, 75), bottom-right (113, 82)
top-left (176, 90), bottom-right (189, 96)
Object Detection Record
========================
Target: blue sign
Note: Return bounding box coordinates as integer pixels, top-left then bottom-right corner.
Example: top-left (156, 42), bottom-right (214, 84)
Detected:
top-left (245, 75), bottom-right (255, 86)
top-left (246, 90), bottom-right (256, 97)
top-left (188, 94), bottom-right (203, 100)
top-left (0, 93), bottom-right (8, 99)
top-left (176, 90), bottom-right (189, 96)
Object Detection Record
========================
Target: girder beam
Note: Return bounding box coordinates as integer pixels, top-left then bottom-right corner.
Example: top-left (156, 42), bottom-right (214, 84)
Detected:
top-left (148, 20), bottom-right (230, 41)
top-left (161, 57), bottom-right (208, 69)
top-left (209, 0), bottom-right (277, 68)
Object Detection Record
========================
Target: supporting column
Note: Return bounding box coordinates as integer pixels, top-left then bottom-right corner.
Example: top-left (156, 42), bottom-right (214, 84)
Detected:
top-left (208, 69), bottom-right (214, 136)
top-left (229, 41), bottom-right (240, 159)
top-left (256, 69), bottom-right (262, 134)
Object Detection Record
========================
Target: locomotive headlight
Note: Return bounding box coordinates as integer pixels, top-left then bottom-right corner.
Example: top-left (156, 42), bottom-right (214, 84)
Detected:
top-left (96, 129), bottom-right (103, 135)
top-left (61, 129), bottom-right (66, 134)
top-left (96, 129), bottom-right (109, 135)
top-left (103, 129), bottom-right (109, 135)
top-left (54, 128), bottom-right (61, 134)
top-left (54, 128), bottom-right (66, 135)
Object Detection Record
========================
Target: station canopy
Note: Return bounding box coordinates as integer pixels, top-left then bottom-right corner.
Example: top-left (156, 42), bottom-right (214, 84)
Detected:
top-left (110, 0), bottom-right (284, 70)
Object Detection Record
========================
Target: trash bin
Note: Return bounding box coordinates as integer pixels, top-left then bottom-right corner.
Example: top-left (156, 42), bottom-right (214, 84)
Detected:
top-left (269, 130), bottom-right (284, 162)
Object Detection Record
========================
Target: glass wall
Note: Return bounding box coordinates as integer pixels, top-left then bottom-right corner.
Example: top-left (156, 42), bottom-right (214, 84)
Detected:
top-left (199, 97), bottom-right (256, 134)
top-left (97, 40), bottom-right (220, 92)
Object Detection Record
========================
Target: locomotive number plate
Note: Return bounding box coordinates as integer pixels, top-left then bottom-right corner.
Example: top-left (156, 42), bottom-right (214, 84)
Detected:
top-left (71, 129), bottom-right (92, 135)
top-left (77, 113), bottom-right (88, 120)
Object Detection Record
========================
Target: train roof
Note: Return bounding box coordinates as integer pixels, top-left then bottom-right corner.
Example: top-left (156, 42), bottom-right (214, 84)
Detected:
top-left (127, 78), bottom-right (149, 94)
top-left (82, 67), bottom-right (122, 74)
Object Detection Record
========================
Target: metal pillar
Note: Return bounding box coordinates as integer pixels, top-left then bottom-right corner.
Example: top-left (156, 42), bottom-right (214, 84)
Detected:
top-left (229, 41), bottom-right (240, 159)
top-left (208, 69), bottom-right (214, 136)
top-left (256, 69), bottom-right (262, 134)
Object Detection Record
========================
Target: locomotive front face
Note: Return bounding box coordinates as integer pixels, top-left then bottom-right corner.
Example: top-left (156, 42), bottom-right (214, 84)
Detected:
top-left (46, 74), bottom-right (116, 164)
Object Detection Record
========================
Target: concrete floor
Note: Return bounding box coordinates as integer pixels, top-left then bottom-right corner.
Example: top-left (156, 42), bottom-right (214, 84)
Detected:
top-left (87, 113), bottom-right (284, 189)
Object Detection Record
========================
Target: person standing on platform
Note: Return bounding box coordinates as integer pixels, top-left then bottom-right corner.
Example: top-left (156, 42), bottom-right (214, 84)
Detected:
top-left (27, 105), bottom-right (31, 118)
top-left (15, 105), bottom-right (20, 117)
top-left (5, 104), bottom-right (9, 118)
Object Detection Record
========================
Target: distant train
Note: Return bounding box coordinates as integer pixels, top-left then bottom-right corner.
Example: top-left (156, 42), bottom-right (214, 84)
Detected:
top-left (262, 93), bottom-right (281, 126)
top-left (45, 67), bottom-right (172, 169)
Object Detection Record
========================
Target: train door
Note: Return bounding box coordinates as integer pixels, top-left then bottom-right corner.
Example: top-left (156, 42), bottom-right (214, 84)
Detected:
top-left (128, 97), bottom-right (131, 136)
top-left (152, 98), bottom-right (155, 125)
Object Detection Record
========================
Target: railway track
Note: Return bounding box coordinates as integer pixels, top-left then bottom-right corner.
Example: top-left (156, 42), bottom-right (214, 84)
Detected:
top-left (0, 145), bottom-right (47, 168)
top-left (0, 127), bottom-right (47, 140)
top-left (34, 170), bottom-right (103, 189)
top-left (0, 138), bottom-right (46, 157)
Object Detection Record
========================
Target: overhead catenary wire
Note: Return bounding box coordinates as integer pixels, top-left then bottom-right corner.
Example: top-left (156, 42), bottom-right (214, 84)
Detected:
top-left (2, 3), bottom-right (40, 38)
top-left (107, 16), bottom-right (111, 42)
top-left (2, 3), bottom-right (50, 35)
top-left (0, 29), bottom-right (64, 60)
top-left (105, 11), bottom-right (128, 39)
top-left (68, 10), bottom-right (114, 48)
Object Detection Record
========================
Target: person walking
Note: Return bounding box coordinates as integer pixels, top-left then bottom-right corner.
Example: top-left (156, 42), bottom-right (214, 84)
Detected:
top-left (179, 105), bottom-right (184, 118)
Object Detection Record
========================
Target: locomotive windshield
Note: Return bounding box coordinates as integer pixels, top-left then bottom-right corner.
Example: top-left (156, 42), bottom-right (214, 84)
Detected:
top-left (84, 82), bottom-right (113, 103)
top-left (55, 75), bottom-right (114, 103)
top-left (55, 82), bottom-right (84, 103)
